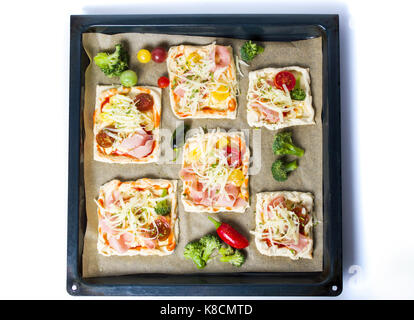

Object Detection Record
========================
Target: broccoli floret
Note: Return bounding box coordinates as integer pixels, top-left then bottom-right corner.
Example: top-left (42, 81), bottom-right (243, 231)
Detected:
top-left (199, 234), bottom-right (221, 262)
top-left (154, 201), bottom-right (171, 215)
top-left (271, 159), bottom-right (298, 182)
top-left (272, 132), bottom-right (304, 157)
top-left (93, 44), bottom-right (128, 78)
top-left (290, 88), bottom-right (306, 100)
top-left (219, 249), bottom-right (246, 267)
top-left (218, 244), bottom-right (235, 256)
top-left (154, 189), bottom-right (171, 216)
top-left (240, 41), bottom-right (264, 62)
top-left (183, 241), bottom-right (206, 269)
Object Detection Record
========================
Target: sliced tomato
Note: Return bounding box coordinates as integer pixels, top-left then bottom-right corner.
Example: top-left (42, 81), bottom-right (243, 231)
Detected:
top-left (152, 217), bottom-right (171, 241)
top-left (96, 126), bottom-right (115, 148)
top-left (134, 93), bottom-right (154, 111)
top-left (274, 71), bottom-right (296, 91)
top-left (225, 145), bottom-right (242, 168)
top-left (293, 206), bottom-right (310, 234)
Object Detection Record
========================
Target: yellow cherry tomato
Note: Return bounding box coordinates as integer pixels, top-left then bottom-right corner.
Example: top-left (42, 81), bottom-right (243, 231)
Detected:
top-left (186, 52), bottom-right (201, 65)
top-left (188, 148), bottom-right (201, 162)
top-left (137, 49), bottom-right (151, 63)
top-left (212, 85), bottom-right (230, 101)
top-left (228, 169), bottom-right (244, 187)
top-left (217, 137), bottom-right (228, 149)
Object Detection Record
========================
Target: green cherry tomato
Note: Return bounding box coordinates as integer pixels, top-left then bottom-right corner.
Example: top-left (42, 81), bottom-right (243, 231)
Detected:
top-left (120, 70), bottom-right (138, 87)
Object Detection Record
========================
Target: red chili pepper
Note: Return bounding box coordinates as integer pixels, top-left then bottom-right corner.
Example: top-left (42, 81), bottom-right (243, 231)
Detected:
top-left (208, 216), bottom-right (249, 249)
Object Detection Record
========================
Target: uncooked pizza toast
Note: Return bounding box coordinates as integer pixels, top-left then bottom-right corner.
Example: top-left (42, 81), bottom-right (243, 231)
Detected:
top-left (167, 43), bottom-right (238, 119)
top-left (95, 178), bottom-right (178, 256)
top-left (179, 129), bottom-right (249, 213)
top-left (247, 66), bottom-right (315, 130)
top-left (252, 191), bottom-right (313, 260)
top-left (93, 85), bottom-right (161, 163)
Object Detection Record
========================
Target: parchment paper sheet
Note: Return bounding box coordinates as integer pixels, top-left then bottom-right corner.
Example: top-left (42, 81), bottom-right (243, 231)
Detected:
top-left (81, 33), bottom-right (323, 277)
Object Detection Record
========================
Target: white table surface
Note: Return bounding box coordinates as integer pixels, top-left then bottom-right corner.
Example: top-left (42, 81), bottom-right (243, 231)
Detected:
top-left (1, 0), bottom-right (413, 300)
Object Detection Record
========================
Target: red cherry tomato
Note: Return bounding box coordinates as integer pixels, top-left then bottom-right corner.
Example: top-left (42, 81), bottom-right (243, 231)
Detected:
top-left (274, 71), bottom-right (296, 91)
top-left (158, 76), bottom-right (170, 88)
top-left (151, 47), bottom-right (167, 63)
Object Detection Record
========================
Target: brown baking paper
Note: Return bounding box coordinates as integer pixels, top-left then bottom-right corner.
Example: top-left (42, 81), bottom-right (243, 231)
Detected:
top-left (81, 32), bottom-right (323, 277)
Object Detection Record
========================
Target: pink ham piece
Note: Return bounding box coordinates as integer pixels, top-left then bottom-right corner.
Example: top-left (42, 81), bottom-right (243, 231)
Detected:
top-left (104, 188), bottom-right (120, 208)
top-left (118, 131), bottom-right (154, 159)
top-left (266, 195), bottom-right (286, 219)
top-left (211, 45), bottom-right (231, 71)
top-left (127, 139), bottom-right (154, 159)
top-left (187, 181), bottom-right (242, 208)
top-left (189, 181), bottom-right (211, 206)
top-left (142, 238), bottom-right (156, 249)
top-left (179, 167), bottom-right (196, 182)
top-left (174, 87), bottom-right (185, 98)
top-left (286, 234), bottom-right (310, 253)
top-left (140, 232), bottom-right (157, 249)
top-left (99, 217), bottom-right (117, 235)
top-left (268, 196), bottom-right (286, 210)
top-left (213, 184), bottom-right (240, 207)
top-left (234, 197), bottom-right (248, 208)
top-left (108, 232), bottom-right (134, 254)
top-left (253, 103), bottom-right (280, 123)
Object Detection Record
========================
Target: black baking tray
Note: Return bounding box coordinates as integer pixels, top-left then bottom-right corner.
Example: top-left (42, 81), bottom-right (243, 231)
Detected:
top-left (67, 14), bottom-right (342, 296)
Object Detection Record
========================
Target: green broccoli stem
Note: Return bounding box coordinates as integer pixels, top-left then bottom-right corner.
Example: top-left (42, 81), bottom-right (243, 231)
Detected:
top-left (219, 256), bottom-right (232, 262)
top-left (285, 160), bottom-right (298, 172)
top-left (288, 145), bottom-right (304, 157)
top-left (194, 257), bottom-right (206, 269)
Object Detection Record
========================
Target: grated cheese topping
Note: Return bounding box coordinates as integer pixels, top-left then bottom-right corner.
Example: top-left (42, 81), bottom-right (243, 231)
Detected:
top-left (251, 200), bottom-right (304, 247)
top-left (186, 129), bottom-right (242, 199)
top-left (97, 185), bottom-right (171, 247)
top-left (248, 72), bottom-right (304, 123)
top-left (169, 44), bottom-right (238, 116)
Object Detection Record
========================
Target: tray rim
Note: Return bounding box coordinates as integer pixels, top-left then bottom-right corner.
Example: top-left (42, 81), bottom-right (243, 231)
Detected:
top-left (67, 14), bottom-right (342, 297)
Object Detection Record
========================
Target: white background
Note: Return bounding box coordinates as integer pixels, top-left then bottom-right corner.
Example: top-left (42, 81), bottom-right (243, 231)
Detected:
top-left (1, 0), bottom-right (413, 300)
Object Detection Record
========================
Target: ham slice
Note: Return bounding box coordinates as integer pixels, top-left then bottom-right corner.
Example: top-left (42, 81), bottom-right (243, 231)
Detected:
top-left (215, 184), bottom-right (240, 206)
top-left (211, 45), bottom-right (231, 71)
top-left (118, 131), bottom-right (154, 159)
top-left (255, 104), bottom-right (280, 123)
top-left (174, 87), bottom-right (185, 98)
top-left (268, 196), bottom-right (286, 210)
top-left (187, 180), bottom-right (242, 208)
top-left (99, 217), bottom-right (117, 235)
top-left (108, 232), bottom-right (134, 254)
top-left (139, 232), bottom-right (157, 249)
top-left (267, 195), bottom-right (286, 219)
top-left (142, 238), bottom-right (156, 249)
top-left (104, 188), bottom-right (120, 208)
top-left (234, 197), bottom-right (248, 208)
top-left (286, 234), bottom-right (310, 253)
top-left (127, 139), bottom-right (154, 159)
top-left (179, 167), bottom-right (196, 182)
top-left (189, 181), bottom-right (210, 205)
